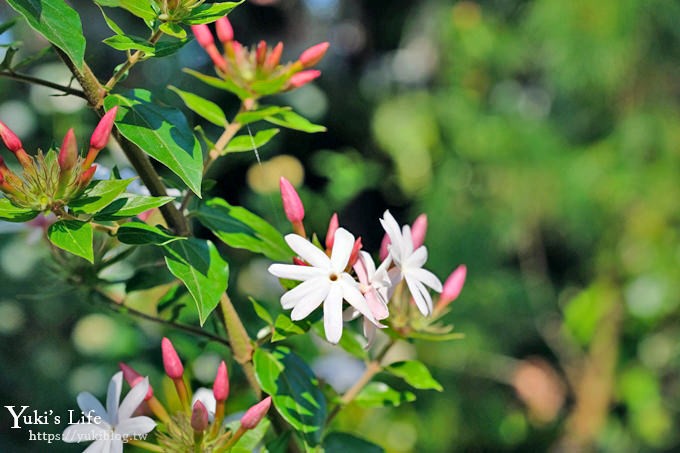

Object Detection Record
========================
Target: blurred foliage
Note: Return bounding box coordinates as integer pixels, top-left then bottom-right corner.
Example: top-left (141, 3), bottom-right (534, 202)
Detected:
top-left (1, 0), bottom-right (680, 451)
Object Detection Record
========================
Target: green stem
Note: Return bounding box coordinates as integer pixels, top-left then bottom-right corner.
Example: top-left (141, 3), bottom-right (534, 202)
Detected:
top-left (104, 28), bottom-right (164, 92)
top-left (219, 293), bottom-right (260, 396)
top-left (0, 70), bottom-right (86, 98)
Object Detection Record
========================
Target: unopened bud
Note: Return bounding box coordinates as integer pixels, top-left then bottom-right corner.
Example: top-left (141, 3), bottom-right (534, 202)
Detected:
top-left (325, 213), bottom-right (339, 250)
top-left (411, 214), bottom-right (427, 249)
top-left (437, 265), bottom-right (467, 309)
top-left (379, 234), bottom-right (390, 261)
top-left (161, 337), bottom-right (184, 379)
top-left (90, 106), bottom-right (118, 151)
top-left (119, 362), bottom-right (153, 400)
top-left (279, 177), bottom-right (304, 223)
top-left (256, 40), bottom-right (267, 66)
top-left (216, 17), bottom-right (233, 43)
top-left (264, 42), bottom-right (283, 70)
top-left (213, 361), bottom-right (229, 402)
top-left (191, 401), bottom-right (210, 432)
top-left (0, 120), bottom-right (23, 153)
top-left (78, 165), bottom-right (96, 188)
top-left (348, 237), bottom-right (362, 267)
top-left (288, 70), bottom-right (321, 89)
top-left (191, 24), bottom-right (214, 48)
top-left (293, 257), bottom-right (308, 266)
top-left (299, 42), bottom-right (329, 68)
top-left (240, 396), bottom-right (272, 430)
top-left (58, 129), bottom-right (78, 171)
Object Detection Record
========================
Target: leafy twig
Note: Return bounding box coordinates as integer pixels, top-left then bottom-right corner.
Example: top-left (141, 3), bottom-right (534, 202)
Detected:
top-left (0, 70), bottom-right (86, 98)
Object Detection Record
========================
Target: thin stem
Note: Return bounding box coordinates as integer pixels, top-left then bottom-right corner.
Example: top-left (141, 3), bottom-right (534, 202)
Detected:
top-left (104, 29), bottom-right (164, 92)
top-left (219, 293), bottom-right (260, 395)
top-left (0, 70), bottom-right (86, 98)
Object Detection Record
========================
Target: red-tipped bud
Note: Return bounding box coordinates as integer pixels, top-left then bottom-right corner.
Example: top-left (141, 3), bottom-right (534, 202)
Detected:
top-left (58, 128), bottom-right (78, 171)
top-left (438, 265), bottom-right (467, 309)
top-left (280, 177), bottom-right (304, 223)
top-left (213, 361), bottom-right (229, 402)
top-left (293, 257), bottom-right (308, 266)
top-left (325, 213), bottom-right (339, 250)
top-left (256, 40), bottom-right (267, 66)
top-left (264, 42), bottom-right (283, 70)
top-left (191, 24), bottom-right (214, 48)
top-left (411, 214), bottom-right (428, 249)
top-left (119, 362), bottom-right (153, 400)
top-left (207, 45), bottom-right (228, 72)
top-left (240, 396), bottom-right (272, 430)
top-left (216, 17), bottom-right (233, 43)
top-left (90, 107), bottom-right (118, 151)
top-left (191, 400), bottom-right (210, 432)
top-left (379, 234), bottom-right (390, 261)
top-left (0, 120), bottom-right (23, 153)
top-left (288, 70), bottom-right (321, 89)
top-left (78, 165), bottom-right (96, 188)
top-left (161, 337), bottom-right (184, 379)
top-left (348, 237), bottom-right (362, 267)
top-left (299, 42), bottom-right (329, 68)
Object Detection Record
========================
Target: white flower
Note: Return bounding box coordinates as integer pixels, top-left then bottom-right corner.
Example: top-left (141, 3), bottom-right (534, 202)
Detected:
top-left (63, 372), bottom-right (156, 453)
top-left (268, 228), bottom-right (379, 344)
top-left (380, 210), bottom-right (442, 316)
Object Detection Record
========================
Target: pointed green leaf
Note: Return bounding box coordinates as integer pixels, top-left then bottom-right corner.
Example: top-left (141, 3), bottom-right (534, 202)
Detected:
top-left (253, 346), bottom-right (326, 445)
top-left (169, 86), bottom-right (227, 126)
top-left (126, 265), bottom-right (176, 292)
top-left (153, 39), bottom-right (191, 58)
top-left (94, 194), bottom-right (174, 220)
top-left (162, 238), bottom-right (229, 325)
top-left (7, 0), bottom-right (86, 69)
top-left (386, 360), bottom-right (443, 391)
top-left (183, 1), bottom-right (243, 25)
top-left (265, 110), bottom-right (326, 133)
top-left (95, 0), bottom-right (156, 21)
top-left (323, 433), bottom-right (384, 453)
top-left (224, 128), bottom-right (279, 153)
top-left (272, 314), bottom-right (312, 342)
top-left (183, 68), bottom-right (252, 101)
top-left (194, 197), bottom-right (293, 261)
top-left (159, 22), bottom-right (186, 39)
top-left (103, 35), bottom-right (155, 54)
top-left (354, 382), bottom-right (416, 408)
top-left (69, 179), bottom-right (134, 215)
top-left (104, 90), bottom-right (203, 196)
top-left (47, 220), bottom-right (94, 263)
top-left (0, 199), bottom-right (38, 222)
top-left (225, 418), bottom-right (270, 451)
top-left (117, 221), bottom-right (182, 246)
top-left (234, 106), bottom-right (289, 125)
top-left (249, 297), bottom-right (273, 326)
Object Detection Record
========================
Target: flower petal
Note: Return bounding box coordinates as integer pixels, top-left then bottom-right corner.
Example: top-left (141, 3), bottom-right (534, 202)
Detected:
top-left (401, 224), bottom-right (414, 257)
top-left (62, 423), bottom-right (109, 443)
top-left (323, 284), bottom-right (344, 343)
top-left (365, 290), bottom-right (389, 320)
top-left (330, 228), bottom-right (354, 271)
top-left (106, 372), bottom-right (123, 425)
top-left (406, 246), bottom-right (428, 269)
top-left (76, 393), bottom-right (110, 426)
top-left (281, 277), bottom-right (328, 310)
top-left (290, 281), bottom-right (328, 320)
top-left (268, 263), bottom-right (325, 281)
top-left (285, 234), bottom-right (330, 268)
top-left (380, 210), bottom-right (404, 258)
top-left (405, 274), bottom-right (432, 316)
top-left (410, 267), bottom-right (443, 292)
top-left (341, 275), bottom-right (378, 325)
top-left (117, 377), bottom-right (149, 421)
top-left (115, 416), bottom-right (156, 437)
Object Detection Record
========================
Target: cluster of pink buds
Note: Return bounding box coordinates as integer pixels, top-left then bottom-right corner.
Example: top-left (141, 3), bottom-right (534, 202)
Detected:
top-left (0, 108), bottom-right (118, 213)
top-left (120, 337), bottom-right (271, 451)
top-left (191, 17), bottom-right (329, 101)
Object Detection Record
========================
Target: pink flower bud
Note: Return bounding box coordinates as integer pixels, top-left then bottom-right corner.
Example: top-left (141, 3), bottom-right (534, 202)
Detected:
top-left (161, 337), bottom-right (184, 379)
top-left (438, 265), bottom-right (467, 308)
top-left (348, 237), bottom-right (362, 267)
top-left (240, 396), bottom-right (272, 430)
top-left (379, 233), bottom-right (390, 261)
top-left (119, 362), bottom-right (153, 400)
top-left (206, 45), bottom-right (228, 72)
top-left (90, 106), bottom-right (118, 151)
top-left (288, 70), bottom-right (321, 89)
top-left (216, 17), bottom-right (233, 43)
top-left (191, 24), bottom-right (214, 48)
top-left (279, 177), bottom-right (304, 223)
top-left (293, 257), bottom-right (308, 266)
top-left (325, 213), bottom-right (339, 250)
top-left (299, 42), bottom-right (329, 68)
top-left (411, 214), bottom-right (427, 249)
top-left (213, 361), bottom-right (229, 402)
top-left (264, 42), bottom-right (283, 70)
top-left (256, 40), bottom-right (267, 66)
top-left (191, 400), bottom-right (209, 432)
top-left (78, 165), bottom-right (97, 188)
top-left (0, 120), bottom-right (23, 153)
top-left (58, 128), bottom-right (78, 171)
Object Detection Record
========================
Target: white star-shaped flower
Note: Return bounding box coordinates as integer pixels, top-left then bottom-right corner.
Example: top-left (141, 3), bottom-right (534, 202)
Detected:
top-left (380, 210), bottom-right (442, 316)
top-left (268, 228), bottom-right (379, 343)
top-left (63, 371), bottom-right (156, 453)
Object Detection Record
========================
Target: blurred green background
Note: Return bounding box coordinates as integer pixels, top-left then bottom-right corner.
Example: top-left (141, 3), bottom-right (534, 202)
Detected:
top-left (1, 0), bottom-right (680, 451)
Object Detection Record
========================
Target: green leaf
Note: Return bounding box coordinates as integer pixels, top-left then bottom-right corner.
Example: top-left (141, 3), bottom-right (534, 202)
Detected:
top-left (253, 346), bottom-right (326, 445)
top-left (250, 297), bottom-right (273, 325)
top-left (183, 1), bottom-right (243, 25)
top-left (7, 0), bottom-right (86, 69)
top-left (224, 129), bottom-right (279, 153)
top-left (0, 18), bottom-right (18, 35)
top-left (272, 314), bottom-right (311, 342)
top-left (117, 221), bottom-right (182, 246)
top-left (95, 0), bottom-right (156, 21)
top-left (183, 68), bottom-right (252, 101)
top-left (97, 5), bottom-right (125, 35)
top-left (162, 238), bottom-right (229, 325)
top-left (103, 35), bottom-right (155, 54)
top-left (405, 330), bottom-right (464, 342)
top-left (0, 199), bottom-right (38, 222)
top-left (104, 90), bottom-right (203, 196)
top-left (354, 382), bottom-right (416, 408)
top-left (153, 39), bottom-right (190, 58)
top-left (47, 220), bottom-right (94, 263)
top-left (265, 432), bottom-right (292, 453)
top-left (194, 197), bottom-right (293, 261)
top-left (126, 265), bottom-right (176, 292)
top-left (313, 324), bottom-right (367, 359)
top-left (169, 86), bottom-right (227, 127)
top-left (323, 433), bottom-right (384, 453)
top-left (250, 73), bottom-right (290, 96)
top-left (69, 179), bottom-right (134, 215)
top-left (265, 110), bottom-right (326, 133)
top-left (159, 22), bottom-right (186, 39)
top-left (94, 194), bottom-right (175, 220)
top-left (234, 106), bottom-right (288, 126)
top-left (225, 417), bottom-right (270, 451)
top-left (386, 360), bottom-right (443, 391)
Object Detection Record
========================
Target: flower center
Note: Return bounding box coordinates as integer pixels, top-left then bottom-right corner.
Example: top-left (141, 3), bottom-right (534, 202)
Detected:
top-left (329, 273), bottom-right (339, 282)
